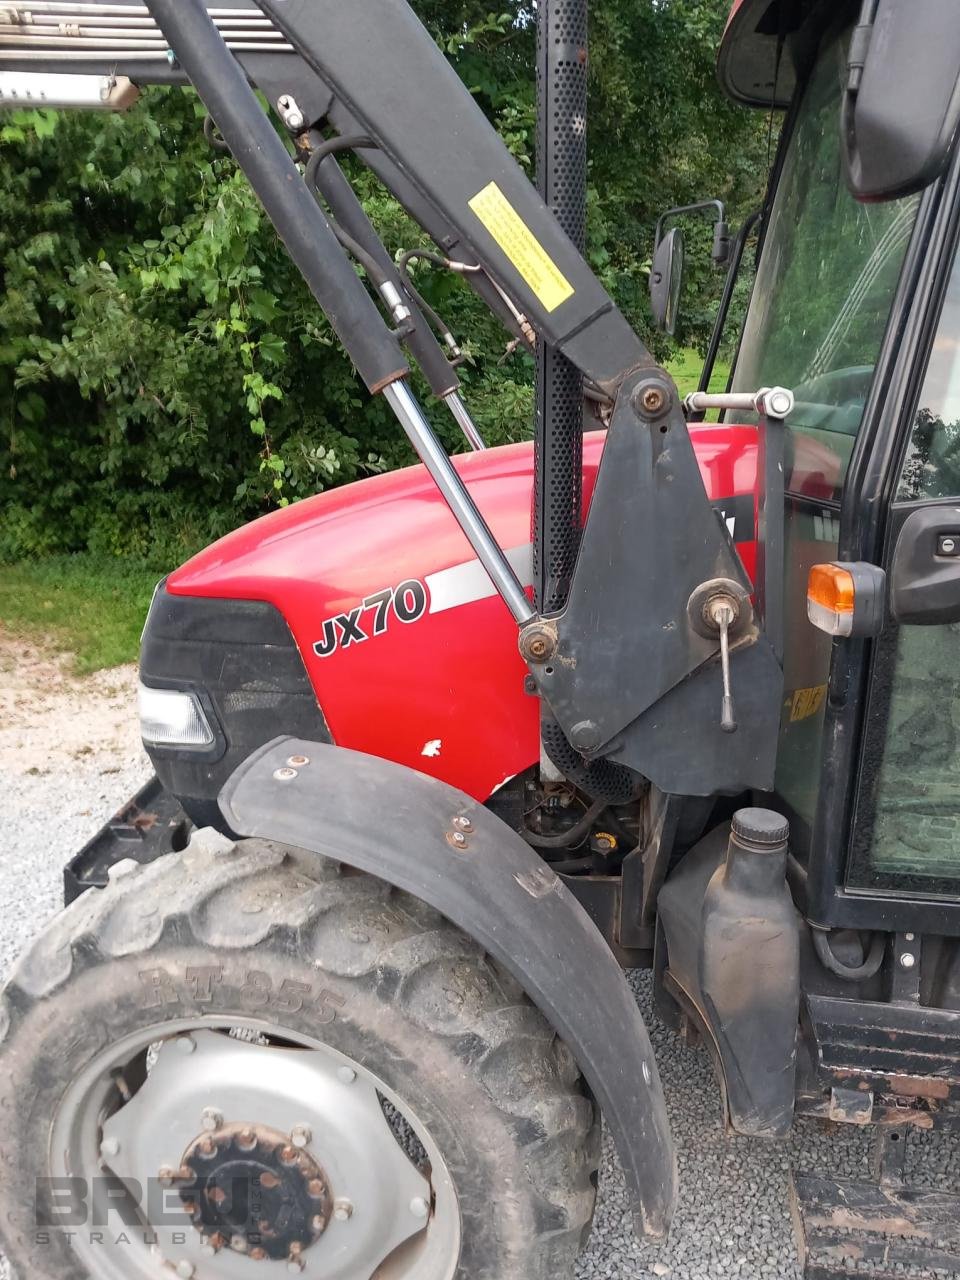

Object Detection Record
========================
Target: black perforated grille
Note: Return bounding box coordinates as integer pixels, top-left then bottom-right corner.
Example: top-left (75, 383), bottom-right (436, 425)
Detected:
top-left (533, 0), bottom-right (588, 615)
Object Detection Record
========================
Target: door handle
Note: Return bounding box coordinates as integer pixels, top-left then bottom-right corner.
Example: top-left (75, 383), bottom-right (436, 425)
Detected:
top-left (890, 504), bottom-right (960, 625)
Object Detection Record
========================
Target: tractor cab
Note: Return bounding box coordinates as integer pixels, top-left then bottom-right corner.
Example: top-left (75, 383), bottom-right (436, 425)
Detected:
top-left (706, 0), bottom-right (960, 923)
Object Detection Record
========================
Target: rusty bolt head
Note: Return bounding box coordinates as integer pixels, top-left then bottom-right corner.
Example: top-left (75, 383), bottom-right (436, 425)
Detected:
top-left (280, 1145), bottom-right (299, 1164)
top-left (198, 1137), bottom-right (217, 1158)
top-left (237, 1128), bottom-right (257, 1151)
top-left (311, 1213), bottom-right (327, 1232)
top-left (451, 831), bottom-right (467, 846)
top-left (634, 380), bottom-right (672, 418)
top-left (158, 1166), bottom-right (177, 1186)
top-left (230, 1234), bottom-right (248, 1253)
top-left (250, 1247), bottom-right (268, 1261)
top-left (453, 815), bottom-right (473, 833)
top-left (519, 622), bottom-right (557, 665)
top-left (307, 1177), bottom-right (327, 1200)
top-left (333, 1198), bottom-right (354, 1221)
top-left (274, 767), bottom-right (298, 782)
top-left (287, 754), bottom-right (310, 767)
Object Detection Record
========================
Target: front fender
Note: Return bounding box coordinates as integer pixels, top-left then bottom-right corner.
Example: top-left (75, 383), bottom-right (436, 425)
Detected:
top-left (219, 736), bottom-right (677, 1241)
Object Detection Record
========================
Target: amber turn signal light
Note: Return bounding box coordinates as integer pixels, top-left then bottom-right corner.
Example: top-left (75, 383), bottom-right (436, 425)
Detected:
top-left (807, 561), bottom-right (886, 638)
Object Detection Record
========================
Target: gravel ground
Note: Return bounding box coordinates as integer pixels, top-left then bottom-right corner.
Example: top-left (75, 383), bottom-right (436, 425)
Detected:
top-left (0, 636), bottom-right (957, 1279)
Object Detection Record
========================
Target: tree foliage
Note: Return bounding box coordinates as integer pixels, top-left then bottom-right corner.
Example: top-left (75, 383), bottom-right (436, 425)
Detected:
top-left (0, 0), bottom-right (770, 563)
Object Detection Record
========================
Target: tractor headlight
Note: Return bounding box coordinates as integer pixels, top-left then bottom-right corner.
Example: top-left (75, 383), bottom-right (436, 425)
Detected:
top-left (138, 683), bottom-right (215, 749)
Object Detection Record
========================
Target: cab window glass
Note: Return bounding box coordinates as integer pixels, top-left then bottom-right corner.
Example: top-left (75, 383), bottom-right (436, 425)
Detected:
top-left (730, 28), bottom-right (919, 503)
top-left (898, 255), bottom-right (960, 499)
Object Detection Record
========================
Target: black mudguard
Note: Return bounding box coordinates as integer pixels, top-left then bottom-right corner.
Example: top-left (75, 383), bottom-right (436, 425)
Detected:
top-left (220, 736), bottom-right (677, 1241)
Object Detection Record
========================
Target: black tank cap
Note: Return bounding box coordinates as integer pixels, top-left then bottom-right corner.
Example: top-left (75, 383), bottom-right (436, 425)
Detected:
top-left (732, 807), bottom-right (790, 847)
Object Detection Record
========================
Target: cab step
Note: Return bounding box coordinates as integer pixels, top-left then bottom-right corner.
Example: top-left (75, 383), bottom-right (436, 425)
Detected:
top-left (790, 1127), bottom-right (960, 1279)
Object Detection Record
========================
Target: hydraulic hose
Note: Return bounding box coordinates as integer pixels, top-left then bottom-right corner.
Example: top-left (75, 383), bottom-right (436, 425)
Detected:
top-left (812, 927), bottom-right (887, 982)
top-left (522, 798), bottom-right (607, 850)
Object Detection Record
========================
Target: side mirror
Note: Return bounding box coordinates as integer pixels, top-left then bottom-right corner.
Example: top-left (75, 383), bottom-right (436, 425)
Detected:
top-left (843, 0), bottom-right (960, 202)
top-left (650, 227), bottom-right (684, 335)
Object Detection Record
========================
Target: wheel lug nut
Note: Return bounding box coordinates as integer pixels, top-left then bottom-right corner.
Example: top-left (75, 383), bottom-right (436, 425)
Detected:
top-left (238, 1127), bottom-right (257, 1150)
top-left (311, 1213), bottom-right (326, 1232)
top-left (409, 1196), bottom-right (430, 1220)
top-left (290, 1124), bottom-right (312, 1149)
top-left (100, 1136), bottom-right (120, 1159)
top-left (308, 1178), bottom-right (326, 1200)
top-left (250, 1247), bottom-right (267, 1261)
top-left (175, 1262), bottom-right (195, 1279)
top-left (231, 1234), bottom-right (248, 1253)
top-left (175, 1035), bottom-right (197, 1055)
top-left (333, 1197), bottom-right (354, 1221)
top-left (200, 1107), bottom-right (222, 1131)
top-left (281, 1145), bottom-right (298, 1164)
top-left (337, 1065), bottom-right (357, 1084)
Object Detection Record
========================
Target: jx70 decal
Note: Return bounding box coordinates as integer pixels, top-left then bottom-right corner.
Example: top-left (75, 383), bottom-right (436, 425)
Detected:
top-left (313, 579), bottom-right (427, 658)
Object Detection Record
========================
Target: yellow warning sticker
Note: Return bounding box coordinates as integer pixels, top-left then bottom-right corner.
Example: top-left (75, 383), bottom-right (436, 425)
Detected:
top-left (789, 684), bottom-right (827, 723)
top-left (468, 181), bottom-right (575, 313)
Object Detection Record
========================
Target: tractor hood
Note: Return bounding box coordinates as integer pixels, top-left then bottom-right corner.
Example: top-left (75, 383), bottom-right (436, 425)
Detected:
top-left (166, 427), bottom-right (759, 800)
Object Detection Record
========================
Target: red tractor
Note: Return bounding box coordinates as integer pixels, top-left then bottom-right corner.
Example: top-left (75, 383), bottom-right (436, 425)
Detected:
top-left (3, 1), bottom-right (960, 1277)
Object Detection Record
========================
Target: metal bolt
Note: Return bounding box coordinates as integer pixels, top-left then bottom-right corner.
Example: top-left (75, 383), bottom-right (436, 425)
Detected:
top-left (274, 767), bottom-right (298, 781)
top-left (311, 1214), bottom-right (326, 1232)
top-left (288, 754), bottom-right (310, 767)
top-left (519, 622), bottom-right (557, 665)
top-left (175, 1035), bottom-right (197, 1055)
top-left (250, 1247), bottom-right (267, 1261)
top-left (308, 1178), bottom-right (327, 1200)
top-left (199, 1136), bottom-right (216, 1158)
top-left (900, 952), bottom-right (916, 969)
top-left (642, 386), bottom-right (666, 414)
top-left (276, 93), bottom-right (305, 132)
top-left (158, 1166), bottom-right (177, 1186)
top-left (453, 815), bottom-right (473, 833)
top-left (409, 1196), bottom-right (430, 1220)
top-left (200, 1107), bottom-right (222, 1132)
top-left (451, 831), bottom-right (467, 847)
top-left (905, 932), bottom-right (916, 942)
top-left (569, 720), bottom-right (601, 752)
top-left (231, 1234), bottom-right (248, 1253)
top-left (333, 1198), bottom-right (354, 1221)
top-left (290, 1124), bottom-right (312, 1149)
top-left (100, 1136), bottom-right (120, 1159)
top-left (175, 1262), bottom-right (195, 1279)
top-left (337, 1066), bottom-right (357, 1085)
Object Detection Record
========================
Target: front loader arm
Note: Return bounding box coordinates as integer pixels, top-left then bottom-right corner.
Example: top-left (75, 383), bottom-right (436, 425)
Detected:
top-left (0, 0), bottom-right (783, 797)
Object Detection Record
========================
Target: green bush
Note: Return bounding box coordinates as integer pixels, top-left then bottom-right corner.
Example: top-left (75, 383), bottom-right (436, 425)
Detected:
top-left (0, 2), bottom-right (769, 565)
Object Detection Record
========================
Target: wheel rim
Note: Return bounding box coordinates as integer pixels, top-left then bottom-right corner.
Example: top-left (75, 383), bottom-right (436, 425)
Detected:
top-left (49, 1016), bottom-right (461, 1280)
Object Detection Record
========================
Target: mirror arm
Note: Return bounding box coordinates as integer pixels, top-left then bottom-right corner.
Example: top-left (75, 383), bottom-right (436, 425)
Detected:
top-left (654, 199), bottom-right (729, 265)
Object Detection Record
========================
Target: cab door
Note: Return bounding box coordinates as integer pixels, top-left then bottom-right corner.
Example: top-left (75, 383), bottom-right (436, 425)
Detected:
top-left (845, 253), bottom-right (960, 898)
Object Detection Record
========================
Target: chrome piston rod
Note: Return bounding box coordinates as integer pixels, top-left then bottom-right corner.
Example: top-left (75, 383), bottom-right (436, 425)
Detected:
top-left (384, 381), bottom-right (532, 625)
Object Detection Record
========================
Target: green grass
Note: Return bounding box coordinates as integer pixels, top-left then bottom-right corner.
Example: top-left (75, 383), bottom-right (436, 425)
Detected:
top-left (666, 347), bottom-right (731, 400)
top-left (0, 554), bottom-right (163, 674)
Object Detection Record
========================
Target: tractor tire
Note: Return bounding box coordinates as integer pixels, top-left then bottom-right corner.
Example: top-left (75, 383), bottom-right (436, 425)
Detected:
top-left (0, 834), bottom-right (599, 1280)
